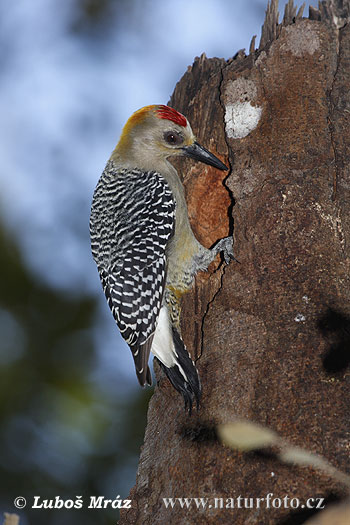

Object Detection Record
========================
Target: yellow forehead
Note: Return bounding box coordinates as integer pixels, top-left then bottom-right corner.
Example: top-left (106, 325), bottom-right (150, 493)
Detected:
top-left (126, 105), bottom-right (157, 128)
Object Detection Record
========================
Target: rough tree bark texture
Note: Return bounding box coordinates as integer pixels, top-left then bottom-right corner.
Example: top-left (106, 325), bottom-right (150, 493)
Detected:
top-left (120, 1), bottom-right (350, 523)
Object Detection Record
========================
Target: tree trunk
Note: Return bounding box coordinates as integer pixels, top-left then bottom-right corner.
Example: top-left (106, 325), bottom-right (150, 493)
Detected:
top-left (119, 1), bottom-right (350, 523)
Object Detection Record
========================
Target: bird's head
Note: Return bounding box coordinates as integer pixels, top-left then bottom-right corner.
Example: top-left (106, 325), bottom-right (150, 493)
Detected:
top-left (111, 105), bottom-right (228, 171)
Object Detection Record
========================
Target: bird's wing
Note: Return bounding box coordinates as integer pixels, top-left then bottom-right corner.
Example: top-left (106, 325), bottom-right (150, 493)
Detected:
top-left (90, 164), bottom-right (176, 386)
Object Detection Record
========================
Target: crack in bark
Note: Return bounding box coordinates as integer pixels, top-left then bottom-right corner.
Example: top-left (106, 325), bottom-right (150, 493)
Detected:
top-left (198, 62), bottom-right (234, 360)
top-left (327, 24), bottom-right (343, 201)
top-left (199, 262), bottom-right (228, 360)
top-left (218, 62), bottom-right (236, 240)
top-left (218, 62), bottom-right (233, 174)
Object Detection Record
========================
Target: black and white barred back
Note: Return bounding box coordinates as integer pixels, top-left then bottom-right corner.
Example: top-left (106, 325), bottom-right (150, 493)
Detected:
top-left (90, 160), bottom-right (176, 386)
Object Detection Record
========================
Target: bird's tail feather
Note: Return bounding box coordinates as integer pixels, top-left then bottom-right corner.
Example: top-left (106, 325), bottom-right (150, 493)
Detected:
top-left (156, 328), bottom-right (201, 413)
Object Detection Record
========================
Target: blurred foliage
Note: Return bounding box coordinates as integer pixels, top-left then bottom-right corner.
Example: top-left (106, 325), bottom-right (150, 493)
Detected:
top-left (0, 219), bottom-right (152, 525)
top-left (71, 0), bottom-right (117, 35)
top-left (71, 0), bottom-right (148, 37)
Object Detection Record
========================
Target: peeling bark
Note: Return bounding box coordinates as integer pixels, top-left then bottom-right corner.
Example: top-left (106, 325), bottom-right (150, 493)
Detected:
top-left (119, 1), bottom-right (350, 524)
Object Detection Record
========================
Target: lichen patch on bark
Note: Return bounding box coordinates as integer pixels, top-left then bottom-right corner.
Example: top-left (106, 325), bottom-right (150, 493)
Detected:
top-left (282, 23), bottom-right (321, 56)
top-left (223, 77), bottom-right (262, 139)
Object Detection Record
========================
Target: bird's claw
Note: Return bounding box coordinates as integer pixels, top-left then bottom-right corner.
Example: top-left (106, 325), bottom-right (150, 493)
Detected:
top-left (217, 236), bottom-right (239, 265)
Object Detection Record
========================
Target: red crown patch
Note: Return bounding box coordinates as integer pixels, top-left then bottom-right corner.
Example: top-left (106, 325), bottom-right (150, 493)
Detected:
top-left (157, 105), bottom-right (187, 127)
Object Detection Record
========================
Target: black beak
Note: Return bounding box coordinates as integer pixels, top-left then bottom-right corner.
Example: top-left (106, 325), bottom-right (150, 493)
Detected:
top-left (182, 141), bottom-right (228, 171)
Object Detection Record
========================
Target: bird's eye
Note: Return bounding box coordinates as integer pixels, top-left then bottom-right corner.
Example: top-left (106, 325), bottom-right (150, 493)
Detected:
top-left (164, 131), bottom-right (183, 146)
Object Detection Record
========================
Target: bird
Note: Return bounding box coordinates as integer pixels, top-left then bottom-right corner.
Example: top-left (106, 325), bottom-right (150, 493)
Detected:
top-left (90, 104), bottom-right (235, 412)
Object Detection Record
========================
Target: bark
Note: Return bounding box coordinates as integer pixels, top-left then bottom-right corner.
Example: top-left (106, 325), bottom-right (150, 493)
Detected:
top-left (119, 1), bottom-right (350, 523)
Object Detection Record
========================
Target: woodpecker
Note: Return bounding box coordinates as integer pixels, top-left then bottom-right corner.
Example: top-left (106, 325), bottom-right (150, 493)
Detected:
top-left (90, 104), bottom-right (235, 412)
